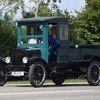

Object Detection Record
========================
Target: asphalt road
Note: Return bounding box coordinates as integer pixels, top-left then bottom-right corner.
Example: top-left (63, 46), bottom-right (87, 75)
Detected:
top-left (0, 83), bottom-right (100, 100)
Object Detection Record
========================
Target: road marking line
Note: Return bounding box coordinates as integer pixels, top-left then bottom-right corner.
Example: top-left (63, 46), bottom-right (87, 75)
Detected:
top-left (0, 90), bottom-right (92, 96)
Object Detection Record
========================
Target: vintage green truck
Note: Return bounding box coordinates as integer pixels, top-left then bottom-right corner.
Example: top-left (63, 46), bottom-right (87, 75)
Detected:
top-left (0, 17), bottom-right (100, 87)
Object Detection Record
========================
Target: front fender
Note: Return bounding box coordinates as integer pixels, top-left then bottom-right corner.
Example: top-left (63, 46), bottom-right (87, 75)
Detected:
top-left (27, 57), bottom-right (50, 74)
top-left (0, 57), bottom-right (7, 66)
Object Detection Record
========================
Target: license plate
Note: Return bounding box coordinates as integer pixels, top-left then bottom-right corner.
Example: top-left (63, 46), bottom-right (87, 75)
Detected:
top-left (11, 71), bottom-right (24, 76)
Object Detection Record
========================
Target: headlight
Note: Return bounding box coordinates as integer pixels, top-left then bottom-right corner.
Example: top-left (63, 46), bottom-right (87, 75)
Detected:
top-left (22, 57), bottom-right (28, 64)
top-left (5, 57), bottom-right (11, 63)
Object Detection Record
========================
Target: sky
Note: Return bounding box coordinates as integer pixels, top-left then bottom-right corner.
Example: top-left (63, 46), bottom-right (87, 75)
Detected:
top-left (57, 0), bottom-right (86, 14)
top-left (16, 0), bottom-right (86, 19)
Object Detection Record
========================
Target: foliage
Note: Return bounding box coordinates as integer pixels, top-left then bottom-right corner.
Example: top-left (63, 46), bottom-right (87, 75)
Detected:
top-left (70, 0), bottom-right (100, 44)
top-left (0, 13), bottom-right (16, 56)
top-left (84, 0), bottom-right (100, 44)
top-left (0, 0), bottom-right (28, 56)
top-left (22, 0), bottom-right (61, 18)
top-left (23, 2), bottom-right (53, 18)
top-left (0, 0), bottom-right (25, 16)
top-left (38, 2), bottom-right (53, 17)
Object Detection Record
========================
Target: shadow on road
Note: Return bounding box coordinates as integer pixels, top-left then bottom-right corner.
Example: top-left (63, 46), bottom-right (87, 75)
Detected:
top-left (9, 83), bottom-right (100, 88)
top-left (43, 83), bottom-right (89, 87)
top-left (43, 83), bottom-right (100, 88)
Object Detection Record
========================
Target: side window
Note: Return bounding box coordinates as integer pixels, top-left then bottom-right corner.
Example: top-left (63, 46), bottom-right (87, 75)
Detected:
top-left (21, 25), bottom-right (43, 44)
top-left (27, 26), bottom-right (43, 35)
top-left (21, 25), bottom-right (43, 35)
top-left (60, 25), bottom-right (68, 40)
top-left (21, 26), bottom-right (27, 43)
top-left (22, 26), bottom-right (27, 35)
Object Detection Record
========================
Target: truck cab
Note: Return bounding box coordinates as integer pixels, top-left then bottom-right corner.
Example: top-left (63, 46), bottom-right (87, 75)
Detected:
top-left (16, 17), bottom-right (69, 63)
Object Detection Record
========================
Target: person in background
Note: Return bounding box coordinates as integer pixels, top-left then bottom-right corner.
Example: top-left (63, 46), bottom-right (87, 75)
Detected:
top-left (48, 27), bottom-right (57, 56)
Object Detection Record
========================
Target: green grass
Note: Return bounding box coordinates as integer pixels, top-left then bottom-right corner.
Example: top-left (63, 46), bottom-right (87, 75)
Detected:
top-left (7, 80), bottom-right (30, 84)
top-left (7, 78), bottom-right (87, 84)
top-left (64, 79), bottom-right (86, 83)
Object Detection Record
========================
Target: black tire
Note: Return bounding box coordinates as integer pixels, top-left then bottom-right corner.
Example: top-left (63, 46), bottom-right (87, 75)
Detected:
top-left (0, 64), bottom-right (7, 86)
top-left (87, 61), bottom-right (100, 86)
top-left (52, 73), bottom-right (66, 85)
top-left (29, 62), bottom-right (46, 87)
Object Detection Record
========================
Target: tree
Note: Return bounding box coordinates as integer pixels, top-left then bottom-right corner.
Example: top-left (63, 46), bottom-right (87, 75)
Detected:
top-left (70, 0), bottom-right (100, 44)
top-left (83, 0), bottom-right (100, 44)
top-left (23, 2), bottom-right (53, 18)
top-left (0, 13), bottom-right (16, 56)
top-left (0, 0), bottom-right (24, 15)
top-left (38, 2), bottom-right (53, 17)
top-left (22, 0), bottom-right (61, 17)
top-left (0, 1), bottom-right (19, 56)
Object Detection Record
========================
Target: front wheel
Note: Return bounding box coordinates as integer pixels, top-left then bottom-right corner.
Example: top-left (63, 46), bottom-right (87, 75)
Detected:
top-left (29, 62), bottom-right (46, 87)
top-left (0, 64), bottom-right (7, 86)
top-left (87, 61), bottom-right (100, 86)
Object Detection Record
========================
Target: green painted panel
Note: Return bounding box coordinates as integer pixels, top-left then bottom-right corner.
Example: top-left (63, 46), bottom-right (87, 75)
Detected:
top-left (17, 26), bottom-right (22, 47)
top-left (17, 22), bottom-right (48, 62)
top-left (21, 35), bottom-right (43, 38)
top-left (57, 44), bottom-right (81, 63)
top-left (42, 24), bottom-right (48, 62)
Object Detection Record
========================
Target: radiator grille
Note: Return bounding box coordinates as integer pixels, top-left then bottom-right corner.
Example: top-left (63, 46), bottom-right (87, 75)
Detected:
top-left (11, 48), bottom-right (24, 66)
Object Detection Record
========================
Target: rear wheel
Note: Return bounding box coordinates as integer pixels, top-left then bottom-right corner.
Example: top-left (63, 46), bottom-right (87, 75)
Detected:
top-left (29, 62), bottom-right (46, 87)
top-left (0, 64), bottom-right (7, 86)
top-left (52, 73), bottom-right (66, 85)
top-left (87, 61), bottom-right (100, 86)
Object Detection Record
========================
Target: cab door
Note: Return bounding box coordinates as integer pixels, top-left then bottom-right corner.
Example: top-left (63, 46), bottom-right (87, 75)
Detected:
top-left (57, 24), bottom-right (80, 63)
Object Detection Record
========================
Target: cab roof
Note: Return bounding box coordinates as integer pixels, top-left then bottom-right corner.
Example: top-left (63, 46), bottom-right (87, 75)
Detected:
top-left (16, 17), bottom-right (68, 23)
